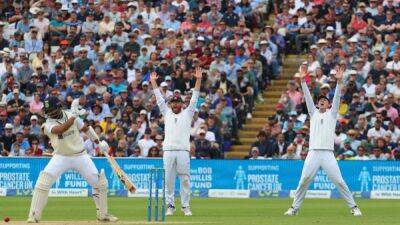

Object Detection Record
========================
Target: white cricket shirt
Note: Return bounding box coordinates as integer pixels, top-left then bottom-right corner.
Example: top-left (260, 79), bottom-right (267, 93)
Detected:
top-left (43, 110), bottom-right (86, 156)
top-left (302, 81), bottom-right (341, 151)
top-left (154, 88), bottom-right (199, 151)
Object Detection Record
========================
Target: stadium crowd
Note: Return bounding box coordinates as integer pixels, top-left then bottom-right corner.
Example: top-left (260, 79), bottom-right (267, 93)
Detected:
top-left (0, 0), bottom-right (399, 161)
top-left (0, 0), bottom-right (277, 159)
top-left (249, 0), bottom-right (400, 161)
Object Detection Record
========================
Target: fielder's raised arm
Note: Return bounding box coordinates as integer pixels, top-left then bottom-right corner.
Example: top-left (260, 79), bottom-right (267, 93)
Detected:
top-left (150, 72), bottom-right (168, 116)
top-left (299, 67), bottom-right (317, 116)
top-left (330, 67), bottom-right (344, 117)
top-left (187, 67), bottom-right (202, 112)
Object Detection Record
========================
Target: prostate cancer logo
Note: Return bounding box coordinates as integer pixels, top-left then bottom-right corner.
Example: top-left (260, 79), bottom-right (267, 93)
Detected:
top-left (359, 166), bottom-right (371, 192)
top-left (234, 165), bottom-right (246, 190)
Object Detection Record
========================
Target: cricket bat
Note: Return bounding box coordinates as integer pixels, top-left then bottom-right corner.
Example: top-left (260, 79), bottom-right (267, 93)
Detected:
top-left (104, 150), bottom-right (137, 193)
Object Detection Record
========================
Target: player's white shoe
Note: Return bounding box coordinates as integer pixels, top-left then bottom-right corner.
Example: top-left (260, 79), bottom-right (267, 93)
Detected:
top-left (166, 205), bottom-right (175, 216)
top-left (97, 213), bottom-right (119, 222)
top-left (26, 217), bottom-right (39, 223)
top-left (351, 207), bottom-right (362, 216)
top-left (182, 207), bottom-right (193, 216)
top-left (284, 207), bottom-right (298, 216)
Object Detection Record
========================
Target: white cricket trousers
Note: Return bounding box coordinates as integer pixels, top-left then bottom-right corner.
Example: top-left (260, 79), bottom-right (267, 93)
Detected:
top-left (44, 154), bottom-right (99, 187)
top-left (292, 150), bottom-right (357, 210)
top-left (163, 150), bottom-right (190, 208)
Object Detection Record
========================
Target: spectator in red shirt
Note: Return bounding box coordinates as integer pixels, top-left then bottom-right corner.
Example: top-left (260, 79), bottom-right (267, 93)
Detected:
top-left (26, 139), bottom-right (43, 157)
top-left (197, 13), bottom-right (212, 32)
top-left (350, 12), bottom-right (367, 32)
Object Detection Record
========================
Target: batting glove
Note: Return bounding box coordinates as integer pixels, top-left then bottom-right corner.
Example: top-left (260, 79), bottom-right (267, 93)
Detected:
top-left (71, 99), bottom-right (87, 117)
top-left (98, 140), bottom-right (110, 153)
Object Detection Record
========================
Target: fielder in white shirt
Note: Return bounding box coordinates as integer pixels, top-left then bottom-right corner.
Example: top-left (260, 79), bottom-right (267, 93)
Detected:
top-left (150, 68), bottom-right (202, 216)
top-left (284, 68), bottom-right (362, 216)
top-left (27, 97), bottom-right (117, 223)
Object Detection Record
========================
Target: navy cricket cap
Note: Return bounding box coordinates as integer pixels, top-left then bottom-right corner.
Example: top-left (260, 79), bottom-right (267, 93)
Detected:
top-left (317, 95), bottom-right (331, 103)
top-left (170, 96), bottom-right (183, 103)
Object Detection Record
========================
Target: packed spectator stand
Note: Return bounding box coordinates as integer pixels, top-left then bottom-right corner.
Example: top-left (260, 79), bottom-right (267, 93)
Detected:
top-left (0, 0), bottom-right (399, 161)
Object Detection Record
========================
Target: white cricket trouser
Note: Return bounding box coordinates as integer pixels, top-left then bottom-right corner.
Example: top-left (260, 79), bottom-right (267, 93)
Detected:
top-left (163, 150), bottom-right (190, 208)
top-left (292, 150), bottom-right (357, 210)
top-left (43, 154), bottom-right (99, 187)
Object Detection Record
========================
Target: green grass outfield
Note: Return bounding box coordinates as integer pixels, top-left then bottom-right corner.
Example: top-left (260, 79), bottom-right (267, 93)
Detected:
top-left (0, 197), bottom-right (399, 225)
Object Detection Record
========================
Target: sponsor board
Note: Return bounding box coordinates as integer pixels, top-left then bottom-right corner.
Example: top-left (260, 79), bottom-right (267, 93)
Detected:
top-left (290, 190), bottom-right (331, 199)
top-left (49, 189), bottom-right (88, 197)
top-left (370, 191), bottom-right (400, 199)
top-left (1, 158), bottom-right (400, 197)
top-left (127, 189), bottom-right (165, 198)
top-left (208, 189), bottom-right (250, 198)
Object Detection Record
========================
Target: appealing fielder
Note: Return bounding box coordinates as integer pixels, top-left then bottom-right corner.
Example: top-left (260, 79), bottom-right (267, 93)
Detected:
top-left (27, 97), bottom-right (118, 223)
top-left (150, 68), bottom-right (202, 216)
top-left (284, 68), bottom-right (362, 216)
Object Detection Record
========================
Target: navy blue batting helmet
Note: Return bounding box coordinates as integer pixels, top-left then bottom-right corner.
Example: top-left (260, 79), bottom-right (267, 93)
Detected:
top-left (43, 97), bottom-right (62, 114)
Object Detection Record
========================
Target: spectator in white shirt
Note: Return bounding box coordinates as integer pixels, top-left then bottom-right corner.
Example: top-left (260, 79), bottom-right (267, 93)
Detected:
top-left (366, 0), bottom-right (378, 16)
top-left (98, 14), bottom-right (115, 35)
top-left (82, 13), bottom-right (99, 34)
top-left (353, 146), bottom-right (370, 160)
top-left (387, 78), bottom-right (400, 98)
top-left (32, 10), bottom-right (49, 37)
top-left (385, 53), bottom-right (400, 73)
top-left (160, 82), bottom-right (173, 99)
top-left (141, 4), bottom-right (158, 24)
top-left (362, 76), bottom-right (376, 97)
top-left (157, 3), bottom-right (170, 22)
top-left (306, 54), bottom-right (320, 74)
top-left (137, 128), bottom-right (156, 157)
top-left (111, 23), bottom-right (129, 48)
top-left (209, 55), bottom-right (227, 73)
top-left (190, 111), bottom-right (205, 137)
top-left (369, 147), bottom-right (388, 160)
top-left (288, 0), bottom-right (298, 15)
top-left (281, 144), bottom-right (300, 159)
top-left (99, 33), bottom-right (112, 53)
top-left (367, 120), bottom-right (387, 143)
top-left (199, 124), bottom-right (216, 143)
top-left (9, 142), bottom-right (26, 157)
top-left (296, 0), bottom-right (314, 13)
top-left (260, 41), bottom-right (272, 64)
top-left (386, 121), bottom-right (400, 143)
top-left (172, 0), bottom-right (190, 12)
